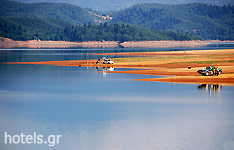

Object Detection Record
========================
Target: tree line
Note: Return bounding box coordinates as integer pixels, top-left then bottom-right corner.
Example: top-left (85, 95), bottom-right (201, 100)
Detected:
top-left (0, 17), bottom-right (200, 41)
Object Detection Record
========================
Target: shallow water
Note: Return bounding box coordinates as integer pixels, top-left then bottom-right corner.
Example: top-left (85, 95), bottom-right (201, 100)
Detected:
top-left (0, 46), bottom-right (234, 150)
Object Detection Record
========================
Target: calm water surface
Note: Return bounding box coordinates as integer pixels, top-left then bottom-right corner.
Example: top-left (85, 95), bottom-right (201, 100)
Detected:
top-left (0, 46), bottom-right (234, 150)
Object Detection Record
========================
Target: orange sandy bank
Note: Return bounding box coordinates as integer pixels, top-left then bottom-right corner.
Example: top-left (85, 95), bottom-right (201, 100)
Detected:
top-left (0, 37), bottom-right (212, 48)
top-left (4, 49), bottom-right (234, 85)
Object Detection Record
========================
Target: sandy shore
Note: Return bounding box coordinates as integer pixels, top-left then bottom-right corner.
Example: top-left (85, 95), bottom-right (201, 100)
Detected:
top-left (207, 40), bottom-right (234, 43)
top-left (0, 37), bottom-right (119, 48)
top-left (0, 37), bottom-right (213, 48)
top-left (120, 40), bottom-right (210, 48)
top-left (5, 48), bottom-right (234, 85)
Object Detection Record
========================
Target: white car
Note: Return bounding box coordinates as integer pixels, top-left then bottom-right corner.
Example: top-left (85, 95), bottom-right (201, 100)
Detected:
top-left (103, 59), bottom-right (114, 64)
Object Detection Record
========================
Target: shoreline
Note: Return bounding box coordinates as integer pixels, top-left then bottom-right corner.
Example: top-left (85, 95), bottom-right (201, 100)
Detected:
top-left (4, 49), bottom-right (234, 85)
top-left (0, 37), bottom-right (119, 49)
top-left (0, 37), bottom-right (224, 49)
top-left (119, 40), bottom-right (210, 48)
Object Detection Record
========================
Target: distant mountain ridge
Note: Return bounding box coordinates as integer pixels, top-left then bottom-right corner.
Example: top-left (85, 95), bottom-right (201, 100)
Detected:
top-left (12, 0), bottom-right (234, 11)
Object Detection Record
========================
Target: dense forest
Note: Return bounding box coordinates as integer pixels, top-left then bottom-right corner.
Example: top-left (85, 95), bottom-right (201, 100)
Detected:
top-left (0, 0), bottom-right (100, 25)
top-left (0, 17), bottom-right (200, 41)
top-left (112, 3), bottom-right (234, 40)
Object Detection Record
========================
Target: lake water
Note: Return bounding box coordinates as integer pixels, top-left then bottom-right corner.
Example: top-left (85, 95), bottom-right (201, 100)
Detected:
top-left (0, 45), bottom-right (234, 150)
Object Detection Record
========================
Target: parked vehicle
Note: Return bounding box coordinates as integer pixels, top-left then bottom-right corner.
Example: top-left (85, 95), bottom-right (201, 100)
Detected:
top-left (103, 58), bottom-right (114, 64)
top-left (197, 66), bottom-right (222, 76)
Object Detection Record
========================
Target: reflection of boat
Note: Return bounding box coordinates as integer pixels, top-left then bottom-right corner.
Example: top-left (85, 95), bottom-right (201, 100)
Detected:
top-left (198, 84), bottom-right (222, 92)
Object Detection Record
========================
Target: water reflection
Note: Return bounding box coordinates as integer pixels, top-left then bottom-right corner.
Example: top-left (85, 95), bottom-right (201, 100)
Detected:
top-left (95, 67), bottom-right (115, 72)
top-left (198, 84), bottom-right (222, 93)
top-left (102, 67), bottom-right (114, 77)
top-left (102, 67), bottom-right (115, 72)
top-left (1, 48), bottom-right (234, 150)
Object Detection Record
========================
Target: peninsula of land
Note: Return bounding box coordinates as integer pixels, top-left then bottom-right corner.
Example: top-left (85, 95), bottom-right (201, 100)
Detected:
top-left (5, 49), bottom-right (234, 85)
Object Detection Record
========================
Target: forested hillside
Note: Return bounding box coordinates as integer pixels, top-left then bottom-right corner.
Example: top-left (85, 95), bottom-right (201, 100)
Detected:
top-left (1, 0), bottom-right (233, 41)
top-left (0, 17), bottom-right (200, 41)
top-left (112, 3), bottom-right (234, 40)
top-left (0, 0), bottom-right (99, 24)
